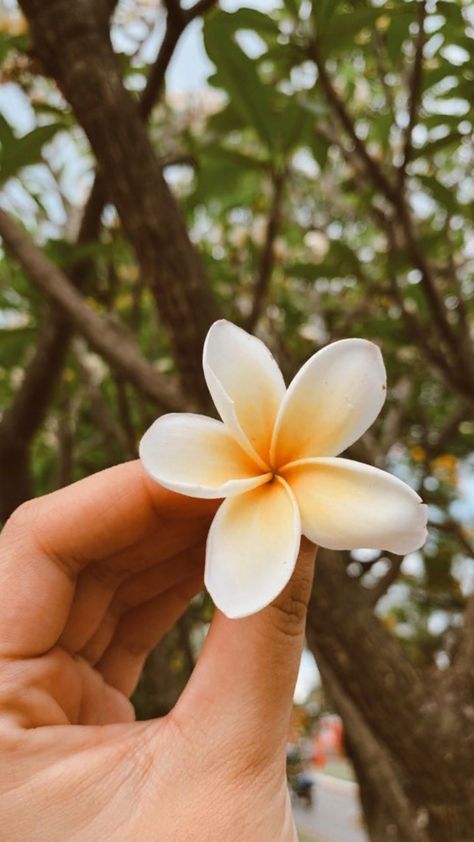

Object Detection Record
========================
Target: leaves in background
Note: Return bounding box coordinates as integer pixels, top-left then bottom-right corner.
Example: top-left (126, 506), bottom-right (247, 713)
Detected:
top-left (0, 119), bottom-right (65, 185)
top-left (203, 11), bottom-right (276, 152)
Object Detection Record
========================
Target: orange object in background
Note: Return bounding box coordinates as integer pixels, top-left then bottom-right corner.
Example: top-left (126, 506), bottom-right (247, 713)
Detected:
top-left (312, 714), bottom-right (344, 766)
top-left (312, 743), bottom-right (326, 768)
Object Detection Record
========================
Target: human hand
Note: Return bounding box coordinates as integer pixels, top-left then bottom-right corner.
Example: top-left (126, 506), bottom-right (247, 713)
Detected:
top-left (0, 462), bottom-right (316, 841)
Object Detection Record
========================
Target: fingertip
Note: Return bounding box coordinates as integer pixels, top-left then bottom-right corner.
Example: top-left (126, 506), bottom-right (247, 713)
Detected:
top-left (175, 540), bottom-right (318, 760)
top-left (141, 466), bottom-right (221, 520)
top-left (263, 539), bottom-right (317, 640)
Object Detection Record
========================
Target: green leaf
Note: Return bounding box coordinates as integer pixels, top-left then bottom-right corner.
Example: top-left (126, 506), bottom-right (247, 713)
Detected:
top-left (285, 241), bottom-right (360, 281)
top-left (44, 238), bottom-right (118, 269)
top-left (203, 12), bottom-right (275, 151)
top-left (386, 7), bottom-right (416, 65)
top-left (312, 0), bottom-right (345, 30)
top-left (282, 0), bottom-right (301, 19)
top-left (329, 240), bottom-right (361, 274)
top-left (190, 150), bottom-right (262, 211)
top-left (0, 122), bottom-right (65, 185)
top-left (411, 130), bottom-right (462, 160)
top-left (371, 111), bottom-right (393, 149)
top-left (298, 96), bottom-right (330, 120)
top-left (424, 113), bottom-right (463, 129)
top-left (322, 8), bottom-right (385, 53)
top-left (422, 63), bottom-right (459, 94)
top-left (33, 102), bottom-right (75, 122)
top-left (417, 174), bottom-right (459, 213)
top-left (207, 101), bottom-right (247, 135)
top-left (284, 262), bottom-right (319, 281)
top-left (436, 1), bottom-right (465, 27)
top-left (274, 98), bottom-right (312, 155)
top-left (225, 7), bottom-right (280, 37)
top-left (0, 31), bottom-right (29, 64)
top-left (0, 114), bottom-right (15, 148)
top-left (199, 143), bottom-right (269, 171)
top-left (306, 132), bottom-right (330, 170)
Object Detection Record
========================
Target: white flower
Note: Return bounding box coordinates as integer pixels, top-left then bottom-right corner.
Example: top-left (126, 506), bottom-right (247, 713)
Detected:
top-left (140, 321), bottom-right (427, 619)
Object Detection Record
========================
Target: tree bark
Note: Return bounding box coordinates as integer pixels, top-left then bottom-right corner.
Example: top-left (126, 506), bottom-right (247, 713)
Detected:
top-left (0, 0), bottom-right (214, 520)
top-left (0, 178), bottom-right (104, 522)
top-left (0, 209), bottom-right (185, 413)
top-left (318, 655), bottom-right (430, 842)
top-left (19, 0), bottom-right (219, 406)
top-left (306, 550), bottom-right (474, 842)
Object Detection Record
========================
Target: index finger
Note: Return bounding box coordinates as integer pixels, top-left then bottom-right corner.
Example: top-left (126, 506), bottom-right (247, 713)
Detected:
top-left (0, 461), bottom-right (215, 658)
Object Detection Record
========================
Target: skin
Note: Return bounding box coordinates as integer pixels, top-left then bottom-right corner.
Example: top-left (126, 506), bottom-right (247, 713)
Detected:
top-left (0, 461), bottom-right (316, 841)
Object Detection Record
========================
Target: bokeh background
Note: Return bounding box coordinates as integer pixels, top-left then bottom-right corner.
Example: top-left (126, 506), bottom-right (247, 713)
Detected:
top-left (0, 1), bottom-right (473, 839)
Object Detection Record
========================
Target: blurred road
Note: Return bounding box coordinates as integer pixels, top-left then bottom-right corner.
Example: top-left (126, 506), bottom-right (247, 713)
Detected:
top-left (293, 771), bottom-right (368, 842)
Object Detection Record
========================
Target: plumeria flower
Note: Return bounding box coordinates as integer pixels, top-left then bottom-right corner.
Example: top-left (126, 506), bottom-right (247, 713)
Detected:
top-left (140, 321), bottom-right (427, 619)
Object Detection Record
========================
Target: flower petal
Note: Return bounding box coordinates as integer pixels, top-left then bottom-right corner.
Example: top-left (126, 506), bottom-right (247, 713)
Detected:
top-left (271, 339), bottom-right (386, 467)
top-left (205, 477), bottom-right (301, 618)
top-left (203, 320), bottom-right (286, 466)
top-left (140, 414), bottom-right (271, 499)
top-left (282, 458), bottom-right (427, 554)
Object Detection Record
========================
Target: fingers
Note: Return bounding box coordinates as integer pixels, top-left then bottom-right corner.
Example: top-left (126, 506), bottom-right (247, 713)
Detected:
top-left (0, 646), bottom-right (134, 728)
top-left (175, 539), bottom-right (317, 762)
top-left (77, 542), bottom-right (206, 664)
top-left (0, 461), bottom-right (216, 658)
top-left (3, 460), bottom-right (214, 572)
top-left (96, 573), bottom-right (203, 697)
top-left (60, 522), bottom-right (209, 652)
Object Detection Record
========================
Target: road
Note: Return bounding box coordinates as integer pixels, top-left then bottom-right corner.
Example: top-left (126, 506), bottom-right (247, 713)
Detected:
top-left (293, 772), bottom-right (368, 842)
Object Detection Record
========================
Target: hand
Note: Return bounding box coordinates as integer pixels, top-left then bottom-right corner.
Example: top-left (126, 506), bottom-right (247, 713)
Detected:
top-left (0, 462), bottom-right (316, 841)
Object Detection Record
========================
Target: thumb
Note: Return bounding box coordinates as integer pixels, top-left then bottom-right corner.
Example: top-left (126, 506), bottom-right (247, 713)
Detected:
top-left (176, 538), bottom-right (317, 761)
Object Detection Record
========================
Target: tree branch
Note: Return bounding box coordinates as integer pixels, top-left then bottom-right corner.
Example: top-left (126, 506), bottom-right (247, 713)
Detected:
top-left (0, 0), bottom-right (214, 519)
top-left (395, 203), bottom-right (468, 373)
top-left (385, 246), bottom-right (466, 391)
top-left (306, 549), bottom-right (464, 793)
top-left (19, 0), bottom-right (219, 406)
top-left (379, 376), bottom-right (412, 453)
top-left (0, 209), bottom-right (185, 412)
top-left (73, 339), bottom-right (134, 455)
top-left (0, 175), bottom-right (105, 446)
top-left (445, 595), bottom-right (474, 708)
top-left (309, 38), bottom-right (472, 389)
top-left (372, 204), bottom-right (474, 401)
top-left (453, 589), bottom-right (474, 654)
top-left (426, 403), bottom-right (470, 458)
top-left (138, 0), bottom-right (217, 118)
top-left (309, 39), bottom-right (399, 206)
top-left (1, 0), bottom-right (205, 447)
top-left (245, 169), bottom-right (286, 332)
top-left (430, 519), bottom-right (473, 560)
top-left (367, 554), bottom-right (405, 607)
top-left (104, 0), bottom-right (119, 19)
top-left (398, 0), bottom-right (427, 189)
top-left (53, 390), bottom-right (75, 489)
top-left (317, 653), bottom-right (432, 842)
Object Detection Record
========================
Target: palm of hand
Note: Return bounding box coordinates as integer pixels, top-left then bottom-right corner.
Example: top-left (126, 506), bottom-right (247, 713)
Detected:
top-left (0, 463), bottom-right (313, 841)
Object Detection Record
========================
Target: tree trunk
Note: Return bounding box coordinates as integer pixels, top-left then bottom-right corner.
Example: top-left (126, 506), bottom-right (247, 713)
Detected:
top-left (19, 0), bottom-right (219, 406)
top-left (318, 656), bottom-right (428, 842)
top-left (306, 550), bottom-right (474, 842)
